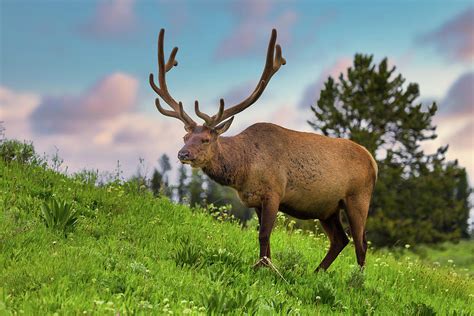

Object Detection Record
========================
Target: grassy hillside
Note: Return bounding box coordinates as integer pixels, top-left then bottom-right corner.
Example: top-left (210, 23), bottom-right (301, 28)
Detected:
top-left (412, 241), bottom-right (474, 275)
top-left (1, 159), bottom-right (473, 315)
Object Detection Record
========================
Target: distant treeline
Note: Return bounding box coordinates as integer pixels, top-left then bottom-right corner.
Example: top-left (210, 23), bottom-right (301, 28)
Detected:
top-left (130, 153), bottom-right (254, 224)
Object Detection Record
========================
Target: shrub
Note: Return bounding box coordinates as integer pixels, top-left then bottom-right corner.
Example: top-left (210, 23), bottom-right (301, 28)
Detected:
top-left (404, 302), bottom-right (436, 316)
top-left (173, 238), bottom-right (204, 268)
top-left (0, 139), bottom-right (38, 164)
top-left (199, 288), bottom-right (258, 314)
top-left (206, 203), bottom-right (237, 223)
top-left (40, 197), bottom-right (78, 236)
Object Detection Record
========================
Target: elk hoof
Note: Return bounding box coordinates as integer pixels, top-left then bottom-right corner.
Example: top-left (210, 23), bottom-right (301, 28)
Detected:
top-left (253, 256), bottom-right (271, 269)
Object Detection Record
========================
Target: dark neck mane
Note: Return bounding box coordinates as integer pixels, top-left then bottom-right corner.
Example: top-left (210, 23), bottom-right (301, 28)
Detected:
top-left (202, 136), bottom-right (247, 189)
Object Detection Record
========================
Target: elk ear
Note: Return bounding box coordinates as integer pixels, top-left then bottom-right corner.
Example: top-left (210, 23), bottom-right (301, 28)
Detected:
top-left (214, 117), bottom-right (234, 135)
top-left (184, 124), bottom-right (194, 133)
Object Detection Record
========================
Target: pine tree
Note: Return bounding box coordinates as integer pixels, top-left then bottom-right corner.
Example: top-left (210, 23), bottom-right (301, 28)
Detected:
top-left (189, 169), bottom-right (205, 207)
top-left (177, 164), bottom-right (189, 204)
top-left (150, 168), bottom-right (163, 197)
top-left (158, 154), bottom-right (172, 198)
top-left (310, 54), bottom-right (471, 246)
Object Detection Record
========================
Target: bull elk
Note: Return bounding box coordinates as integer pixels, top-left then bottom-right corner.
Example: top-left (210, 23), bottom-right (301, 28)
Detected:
top-left (149, 29), bottom-right (378, 271)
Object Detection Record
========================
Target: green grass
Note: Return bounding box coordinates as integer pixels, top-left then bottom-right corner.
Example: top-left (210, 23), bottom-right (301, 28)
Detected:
top-left (412, 241), bottom-right (474, 275)
top-left (0, 160), bottom-right (473, 315)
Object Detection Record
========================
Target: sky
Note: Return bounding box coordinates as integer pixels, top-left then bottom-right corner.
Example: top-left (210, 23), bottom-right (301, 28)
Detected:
top-left (1, 0), bottom-right (473, 189)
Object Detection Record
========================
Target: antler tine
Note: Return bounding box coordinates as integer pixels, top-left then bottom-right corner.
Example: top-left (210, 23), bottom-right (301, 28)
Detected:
top-left (149, 29), bottom-right (196, 128)
top-left (194, 100), bottom-right (214, 126)
top-left (207, 29), bottom-right (285, 127)
top-left (155, 98), bottom-right (179, 119)
top-left (194, 98), bottom-right (225, 127)
top-left (157, 29), bottom-right (167, 88)
top-left (166, 47), bottom-right (178, 72)
top-left (215, 99), bottom-right (225, 123)
top-left (261, 28), bottom-right (277, 78)
top-left (275, 44), bottom-right (286, 68)
top-left (155, 99), bottom-right (192, 124)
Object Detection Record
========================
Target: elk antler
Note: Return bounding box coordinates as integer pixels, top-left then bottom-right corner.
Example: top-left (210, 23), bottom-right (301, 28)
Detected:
top-left (195, 29), bottom-right (286, 128)
top-left (149, 29), bottom-right (196, 129)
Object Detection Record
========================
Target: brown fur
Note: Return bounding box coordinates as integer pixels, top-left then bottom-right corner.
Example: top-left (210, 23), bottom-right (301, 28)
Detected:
top-left (180, 122), bottom-right (377, 270)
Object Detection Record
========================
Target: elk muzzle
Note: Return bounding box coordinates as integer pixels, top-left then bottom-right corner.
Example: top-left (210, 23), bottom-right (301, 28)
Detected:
top-left (178, 149), bottom-right (193, 162)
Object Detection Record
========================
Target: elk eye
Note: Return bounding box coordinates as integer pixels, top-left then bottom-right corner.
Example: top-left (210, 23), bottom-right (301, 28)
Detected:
top-left (202, 139), bottom-right (210, 144)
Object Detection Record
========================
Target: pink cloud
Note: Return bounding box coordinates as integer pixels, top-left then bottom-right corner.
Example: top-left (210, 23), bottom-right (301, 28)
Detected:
top-left (31, 73), bottom-right (138, 134)
top-left (418, 6), bottom-right (474, 62)
top-left (215, 0), bottom-right (297, 60)
top-left (0, 86), bottom-right (41, 140)
top-left (29, 115), bottom-right (184, 180)
top-left (268, 104), bottom-right (309, 131)
top-left (425, 114), bottom-right (474, 188)
top-left (218, 81), bottom-right (258, 106)
top-left (56, 111), bottom-right (185, 179)
top-left (449, 122), bottom-right (474, 149)
top-left (439, 71), bottom-right (474, 115)
top-left (432, 71), bottom-right (474, 183)
top-left (1, 80), bottom-right (185, 179)
top-left (298, 58), bottom-right (352, 109)
top-left (80, 0), bottom-right (137, 38)
top-left (0, 86), bottom-right (40, 121)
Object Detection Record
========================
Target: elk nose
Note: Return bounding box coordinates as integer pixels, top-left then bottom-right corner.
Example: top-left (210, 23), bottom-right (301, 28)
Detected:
top-left (178, 150), bottom-right (191, 161)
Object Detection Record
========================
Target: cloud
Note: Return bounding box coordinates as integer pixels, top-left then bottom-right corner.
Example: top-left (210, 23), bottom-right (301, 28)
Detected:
top-left (80, 0), bottom-right (137, 38)
top-left (1, 78), bottom-right (185, 179)
top-left (0, 86), bottom-right (40, 122)
top-left (435, 71), bottom-right (474, 182)
top-left (418, 6), bottom-right (474, 62)
top-left (449, 122), bottom-right (474, 149)
top-left (47, 112), bottom-right (184, 179)
top-left (421, 71), bottom-right (474, 188)
top-left (31, 73), bottom-right (138, 134)
top-left (218, 81), bottom-right (257, 106)
top-left (268, 104), bottom-right (311, 131)
top-left (439, 71), bottom-right (474, 115)
top-left (215, 0), bottom-right (297, 60)
top-left (298, 58), bottom-right (352, 109)
top-left (0, 86), bottom-right (41, 139)
top-left (425, 114), bottom-right (474, 187)
top-left (94, 112), bottom-right (184, 147)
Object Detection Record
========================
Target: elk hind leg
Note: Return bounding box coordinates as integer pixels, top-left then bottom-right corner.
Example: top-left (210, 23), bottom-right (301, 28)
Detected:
top-left (315, 210), bottom-right (349, 272)
top-left (344, 194), bottom-right (370, 268)
top-left (255, 207), bottom-right (271, 258)
top-left (258, 194), bottom-right (279, 260)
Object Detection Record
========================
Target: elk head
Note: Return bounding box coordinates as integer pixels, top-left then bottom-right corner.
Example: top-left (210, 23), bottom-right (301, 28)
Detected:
top-left (149, 29), bottom-right (285, 167)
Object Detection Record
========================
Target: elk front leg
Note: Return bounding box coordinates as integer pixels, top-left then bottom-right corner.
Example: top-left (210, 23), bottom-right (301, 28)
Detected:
top-left (256, 194), bottom-right (279, 264)
top-left (255, 208), bottom-right (271, 258)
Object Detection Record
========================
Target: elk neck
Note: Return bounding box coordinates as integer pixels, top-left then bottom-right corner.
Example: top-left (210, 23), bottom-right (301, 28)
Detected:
top-left (202, 136), bottom-right (248, 189)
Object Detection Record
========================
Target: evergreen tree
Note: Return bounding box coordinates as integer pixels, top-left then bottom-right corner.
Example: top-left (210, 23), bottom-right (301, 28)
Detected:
top-left (309, 54), bottom-right (471, 247)
top-left (158, 154), bottom-right (172, 198)
top-left (159, 154), bottom-right (172, 178)
top-left (150, 168), bottom-right (163, 197)
top-left (177, 164), bottom-right (189, 203)
top-left (189, 169), bottom-right (206, 207)
top-left (0, 121), bottom-right (5, 144)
